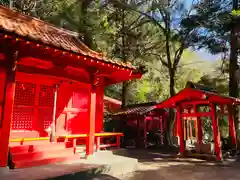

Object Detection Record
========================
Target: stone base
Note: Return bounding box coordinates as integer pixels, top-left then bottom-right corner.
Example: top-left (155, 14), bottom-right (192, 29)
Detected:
top-left (0, 167), bottom-right (9, 174)
top-left (85, 154), bottom-right (96, 160)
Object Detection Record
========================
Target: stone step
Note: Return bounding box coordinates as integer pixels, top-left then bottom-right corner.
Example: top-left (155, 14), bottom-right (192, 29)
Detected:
top-left (83, 150), bottom-right (138, 176)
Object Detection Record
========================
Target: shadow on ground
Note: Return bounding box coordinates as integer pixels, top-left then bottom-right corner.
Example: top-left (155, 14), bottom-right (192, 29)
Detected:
top-left (47, 165), bottom-right (120, 180)
top-left (111, 148), bottom-right (240, 180)
top-left (127, 161), bottom-right (240, 180)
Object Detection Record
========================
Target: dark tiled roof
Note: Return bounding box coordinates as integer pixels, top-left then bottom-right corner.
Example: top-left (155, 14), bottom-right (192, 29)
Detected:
top-left (185, 81), bottom-right (217, 93)
top-left (0, 6), bottom-right (135, 69)
top-left (111, 102), bottom-right (158, 116)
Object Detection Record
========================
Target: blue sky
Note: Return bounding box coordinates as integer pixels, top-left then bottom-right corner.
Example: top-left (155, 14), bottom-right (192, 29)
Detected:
top-left (197, 49), bottom-right (221, 61)
top-left (184, 0), bottom-right (221, 61)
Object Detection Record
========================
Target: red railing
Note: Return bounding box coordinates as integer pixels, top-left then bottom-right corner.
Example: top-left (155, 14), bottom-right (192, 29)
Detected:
top-left (9, 132), bottom-right (124, 155)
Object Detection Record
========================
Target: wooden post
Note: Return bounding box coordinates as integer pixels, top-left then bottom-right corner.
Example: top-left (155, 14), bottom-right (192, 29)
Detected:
top-left (137, 119), bottom-right (140, 138)
top-left (176, 105), bottom-right (185, 155)
top-left (143, 117), bottom-right (147, 148)
top-left (210, 103), bottom-right (222, 161)
top-left (228, 105), bottom-right (237, 149)
top-left (50, 84), bottom-right (58, 142)
top-left (160, 116), bottom-right (163, 144)
top-left (0, 51), bottom-right (17, 168)
top-left (183, 119), bottom-right (186, 141)
top-left (86, 84), bottom-right (96, 156)
top-left (194, 105), bottom-right (202, 144)
top-left (189, 121), bottom-right (193, 139)
top-left (96, 136), bottom-right (100, 151)
top-left (116, 135), bottom-right (121, 148)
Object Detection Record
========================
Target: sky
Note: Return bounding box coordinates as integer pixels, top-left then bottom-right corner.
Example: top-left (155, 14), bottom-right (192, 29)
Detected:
top-left (196, 49), bottom-right (221, 61)
top-left (183, 0), bottom-right (222, 61)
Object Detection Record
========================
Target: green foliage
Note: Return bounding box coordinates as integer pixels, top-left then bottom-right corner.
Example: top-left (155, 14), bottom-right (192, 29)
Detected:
top-left (3, 0), bottom-right (234, 143)
top-left (181, 0), bottom-right (231, 54)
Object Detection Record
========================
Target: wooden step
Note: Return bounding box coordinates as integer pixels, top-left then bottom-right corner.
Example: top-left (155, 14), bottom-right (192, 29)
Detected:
top-left (10, 142), bottom-right (66, 154)
top-left (13, 154), bottom-right (80, 169)
top-left (11, 147), bottom-right (75, 162)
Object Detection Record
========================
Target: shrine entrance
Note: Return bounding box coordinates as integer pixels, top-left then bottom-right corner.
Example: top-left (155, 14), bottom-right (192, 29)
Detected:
top-left (10, 75), bottom-right (56, 138)
top-left (156, 82), bottom-right (240, 161)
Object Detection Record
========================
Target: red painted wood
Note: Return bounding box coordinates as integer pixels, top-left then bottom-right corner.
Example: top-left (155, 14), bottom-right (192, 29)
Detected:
top-left (95, 79), bottom-right (104, 133)
top-left (86, 85), bottom-right (96, 156)
top-left (228, 105), bottom-right (237, 148)
top-left (9, 141), bottom-right (83, 168)
top-left (100, 143), bottom-right (117, 148)
top-left (194, 105), bottom-right (203, 144)
top-left (0, 68), bottom-right (16, 167)
top-left (176, 106), bottom-right (185, 155)
top-left (116, 136), bottom-right (121, 148)
top-left (180, 112), bottom-right (212, 117)
top-left (210, 104), bottom-right (222, 161)
top-left (143, 117), bottom-right (147, 147)
top-left (189, 121), bottom-right (193, 138)
top-left (96, 137), bottom-right (100, 151)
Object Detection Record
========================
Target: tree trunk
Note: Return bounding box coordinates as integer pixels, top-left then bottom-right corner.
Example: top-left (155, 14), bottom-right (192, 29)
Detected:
top-left (164, 69), bottom-right (176, 146)
top-left (121, 81), bottom-right (128, 107)
top-left (230, 0), bottom-right (240, 132)
top-left (120, 7), bottom-right (128, 108)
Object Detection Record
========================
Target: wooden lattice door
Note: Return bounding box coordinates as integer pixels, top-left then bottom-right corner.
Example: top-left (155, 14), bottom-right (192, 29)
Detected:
top-left (11, 82), bottom-right (54, 138)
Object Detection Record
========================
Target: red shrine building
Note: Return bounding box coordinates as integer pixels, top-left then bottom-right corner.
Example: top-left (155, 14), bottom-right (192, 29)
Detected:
top-left (0, 6), bottom-right (142, 169)
top-left (157, 82), bottom-right (240, 161)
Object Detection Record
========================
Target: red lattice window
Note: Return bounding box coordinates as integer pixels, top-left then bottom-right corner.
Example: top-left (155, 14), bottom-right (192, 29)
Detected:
top-left (14, 82), bottom-right (36, 106)
top-left (39, 85), bottom-right (54, 107)
top-left (38, 108), bottom-right (53, 130)
top-left (11, 107), bottom-right (34, 130)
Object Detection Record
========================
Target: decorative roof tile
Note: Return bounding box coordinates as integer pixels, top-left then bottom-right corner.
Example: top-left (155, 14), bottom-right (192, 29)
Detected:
top-left (110, 102), bottom-right (158, 116)
top-left (0, 6), bottom-right (135, 69)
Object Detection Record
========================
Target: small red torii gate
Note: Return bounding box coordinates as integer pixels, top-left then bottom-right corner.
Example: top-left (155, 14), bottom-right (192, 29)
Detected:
top-left (156, 86), bottom-right (240, 161)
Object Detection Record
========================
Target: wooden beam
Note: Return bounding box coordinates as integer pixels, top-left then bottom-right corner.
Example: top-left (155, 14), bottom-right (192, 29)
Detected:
top-left (180, 112), bottom-right (211, 117)
top-left (180, 100), bottom-right (210, 107)
top-left (16, 65), bottom-right (91, 84)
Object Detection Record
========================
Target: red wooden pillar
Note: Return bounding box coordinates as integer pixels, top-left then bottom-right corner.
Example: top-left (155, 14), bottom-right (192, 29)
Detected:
top-left (86, 84), bottom-right (96, 156)
top-left (96, 136), bottom-right (100, 151)
top-left (143, 117), bottom-right (147, 148)
top-left (160, 116), bottom-right (163, 144)
top-left (137, 119), bottom-right (140, 138)
top-left (189, 121), bottom-right (193, 138)
top-left (176, 105), bottom-right (185, 155)
top-left (228, 105), bottom-right (237, 148)
top-left (194, 105), bottom-right (202, 144)
top-left (50, 84), bottom-right (59, 142)
top-left (210, 103), bottom-right (222, 161)
top-left (0, 52), bottom-right (17, 168)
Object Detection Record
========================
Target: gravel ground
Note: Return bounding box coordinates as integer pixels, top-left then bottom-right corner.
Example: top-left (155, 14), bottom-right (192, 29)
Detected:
top-left (122, 159), bottom-right (240, 180)
top-left (91, 149), bottom-right (240, 180)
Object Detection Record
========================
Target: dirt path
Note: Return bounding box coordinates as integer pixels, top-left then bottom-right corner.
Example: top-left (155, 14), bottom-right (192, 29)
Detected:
top-left (93, 149), bottom-right (240, 180)
top-left (122, 159), bottom-right (240, 180)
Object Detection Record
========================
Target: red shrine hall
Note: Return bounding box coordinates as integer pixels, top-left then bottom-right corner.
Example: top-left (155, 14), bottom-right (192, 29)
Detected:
top-left (110, 102), bottom-right (168, 147)
top-left (0, 6), bottom-right (142, 169)
top-left (156, 82), bottom-right (240, 161)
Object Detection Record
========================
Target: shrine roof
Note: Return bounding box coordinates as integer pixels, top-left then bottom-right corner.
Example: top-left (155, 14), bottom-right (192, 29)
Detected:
top-left (110, 102), bottom-right (162, 116)
top-left (156, 83), bottom-right (240, 109)
top-left (104, 96), bottom-right (122, 105)
top-left (0, 6), bottom-right (135, 70)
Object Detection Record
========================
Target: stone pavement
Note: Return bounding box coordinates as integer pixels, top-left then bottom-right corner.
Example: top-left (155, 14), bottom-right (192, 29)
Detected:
top-left (0, 160), bottom-right (103, 180)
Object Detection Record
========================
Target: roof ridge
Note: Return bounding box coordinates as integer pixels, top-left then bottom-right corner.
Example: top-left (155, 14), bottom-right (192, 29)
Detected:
top-left (0, 5), bottom-right (106, 58)
top-left (0, 5), bottom-right (78, 36)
